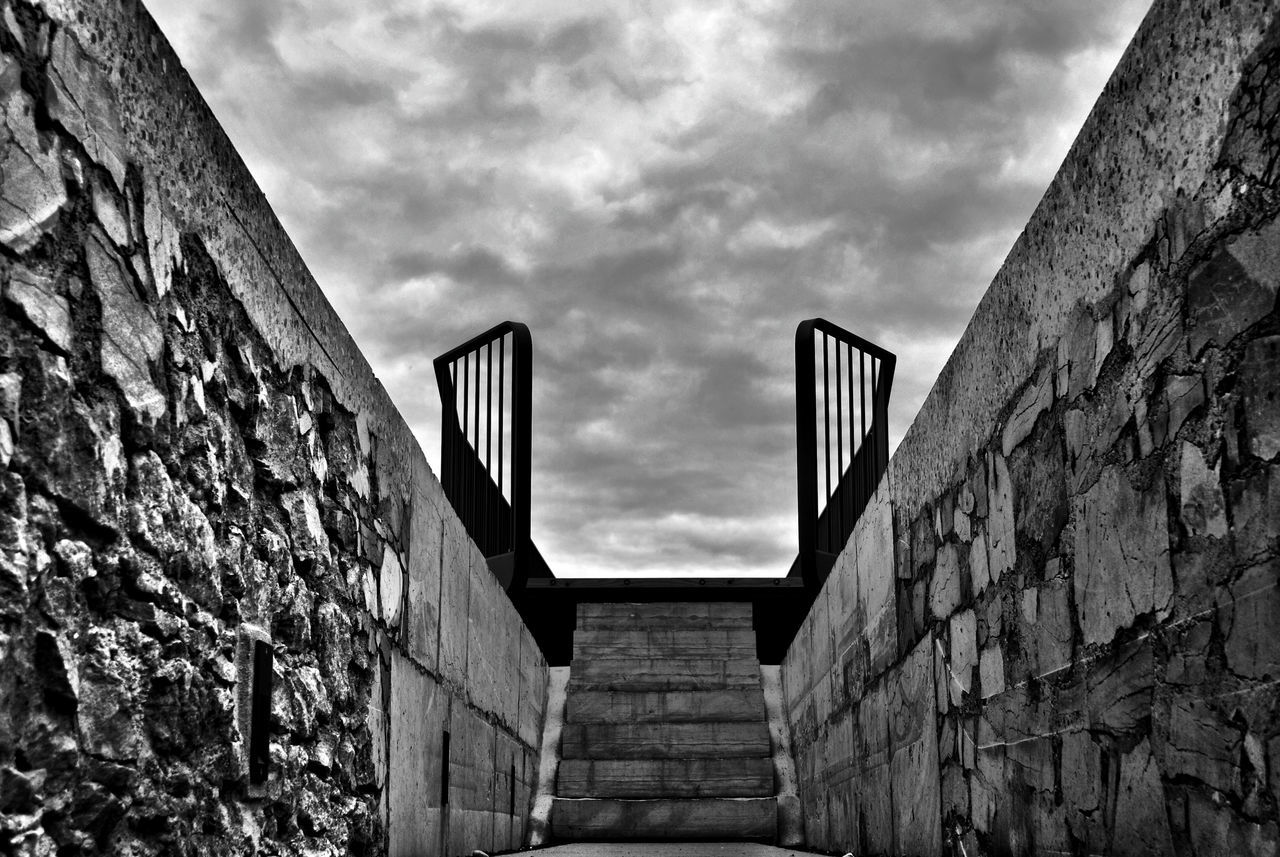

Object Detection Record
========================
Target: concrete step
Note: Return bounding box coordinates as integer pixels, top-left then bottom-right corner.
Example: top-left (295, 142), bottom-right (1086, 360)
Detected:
top-left (565, 688), bottom-right (767, 724)
top-left (577, 602), bottom-right (753, 630)
top-left (569, 658), bottom-right (760, 692)
top-left (561, 721), bottom-right (772, 760)
top-left (557, 757), bottom-right (775, 798)
top-left (551, 797), bottom-right (777, 841)
top-left (573, 628), bottom-right (756, 661)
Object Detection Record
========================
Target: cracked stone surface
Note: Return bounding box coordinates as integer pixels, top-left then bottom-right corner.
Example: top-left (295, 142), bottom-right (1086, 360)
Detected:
top-left (0, 57), bottom-right (66, 251)
top-left (1074, 467), bottom-right (1172, 646)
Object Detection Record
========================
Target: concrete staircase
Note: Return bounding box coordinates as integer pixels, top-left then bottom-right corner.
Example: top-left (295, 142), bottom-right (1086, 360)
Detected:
top-left (550, 602), bottom-right (778, 842)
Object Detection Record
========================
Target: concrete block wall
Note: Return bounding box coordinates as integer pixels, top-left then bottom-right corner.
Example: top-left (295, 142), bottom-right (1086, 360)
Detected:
top-left (0, 1), bottom-right (546, 855)
top-left (781, 1), bottom-right (1280, 854)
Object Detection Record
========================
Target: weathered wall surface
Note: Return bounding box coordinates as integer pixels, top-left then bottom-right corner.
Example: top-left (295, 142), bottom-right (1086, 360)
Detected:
top-left (781, 0), bottom-right (1280, 854)
top-left (0, 1), bottom-right (546, 855)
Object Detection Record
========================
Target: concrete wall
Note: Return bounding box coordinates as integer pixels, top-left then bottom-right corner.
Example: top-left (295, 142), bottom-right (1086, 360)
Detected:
top-left (781, 0), bottom-right (1280, 854)
top-left (0, 1), bottom-right (546, 855)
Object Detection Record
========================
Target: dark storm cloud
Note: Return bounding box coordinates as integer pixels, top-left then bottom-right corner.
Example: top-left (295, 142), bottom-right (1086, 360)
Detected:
top-left (145, 0), bottom-right (1152, 576)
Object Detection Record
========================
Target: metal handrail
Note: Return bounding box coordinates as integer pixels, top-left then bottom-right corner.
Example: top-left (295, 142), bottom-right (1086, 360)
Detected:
top-left (434, 321), bottom-right (534, 590)
top-left (794, 318), bottom-right (895, 590)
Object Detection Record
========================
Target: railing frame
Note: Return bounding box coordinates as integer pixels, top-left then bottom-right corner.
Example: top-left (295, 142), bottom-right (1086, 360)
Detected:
top-left (794, 318), bottom-right (895, 590)
top-left (434, 321), bottom-right (534, 591)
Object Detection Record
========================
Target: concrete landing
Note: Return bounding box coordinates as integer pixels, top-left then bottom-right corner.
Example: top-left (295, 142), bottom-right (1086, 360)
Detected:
top-left (532, 845), bottom-right (819, 857)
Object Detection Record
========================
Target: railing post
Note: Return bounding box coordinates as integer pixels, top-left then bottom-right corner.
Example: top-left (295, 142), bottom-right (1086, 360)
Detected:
top-left (795, 320), bottom-right (819, 590)
top-left (509, 323), bottom-right (533, 591)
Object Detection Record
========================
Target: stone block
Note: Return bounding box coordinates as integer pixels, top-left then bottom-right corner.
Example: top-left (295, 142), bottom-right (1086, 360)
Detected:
top-left (1163, 696), bottom-right (1239, 794)
top-left (437, 515), bottom-right (471, 690)
top-left (465, 555), bottom-right (504, 716)
top-left (1181, 790), bottom-right (1280, 857)
top-left (888, 634), bottom-right (941, 857)
top-left (986, 453), bottom-right (1016, 584)
top-left (1022, 575), bottom-right (1073, 680)
top-left (854, 489), bottom-right (896, 677)
top-left (929, 542), bottom-right (962, 621)
top-left (1225, 561), bottom-right (1280, 680)
top-left (979, 644), bottom-right (1005, 699)
top-left (388, 652), bottom-right (445, 857)
top-left (1074, 466), bottom-right (1172, 646)
top-left (0, 64), bottom-right (67, 252)
top-left (1227, 464), bottom-right (1279, 561)
top-left (516, 628), bottom-right (546, 749)
top-left (969, 530), bottom-right (990, 596)
top-left (1060, 730), bottom-right (1103, 851)
top-left (86, 231), bottom-right (165, 422)
top-left (1180, 441), bottom-right (1228, 538)
top-left (446, 705), bottom-right (496, 854)
top-left (1087, 637), bottom-right (1153, 732)
top-left (46, 29), bottom-right (127, 188)
top-left (948, 608), bottom-right (977, 706)
top-left (1188, 223), bottom-right (1280, 354)
top-left (5, 265), bottom-right (70, 352)
top-left (1241, 335), bottom-right (1280, 460)
top-left (560, 721), bottom-right (771, 760)
top-left (405, 503), bottom-right (441, 671)
top-left (1165, 373), bottom-right (1205, 442)
top-left (556, 757), bottom-right (774, 798)
top-left (1002, 364), bottom-right (1054, 456)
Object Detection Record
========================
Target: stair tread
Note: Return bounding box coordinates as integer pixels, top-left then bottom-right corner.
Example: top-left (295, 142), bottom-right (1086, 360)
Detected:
top-left (551, 797), bottom-right (777, 841)
top-left (561, 721), bottom-right (772, 760)
top-left (557, 757), bottom-right (774, 798)
top-left (565, 688), bottom-right (767, 723)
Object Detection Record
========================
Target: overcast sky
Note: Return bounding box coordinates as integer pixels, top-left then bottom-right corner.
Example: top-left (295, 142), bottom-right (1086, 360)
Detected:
top-left (144, 0), bottom-right (1151, 578)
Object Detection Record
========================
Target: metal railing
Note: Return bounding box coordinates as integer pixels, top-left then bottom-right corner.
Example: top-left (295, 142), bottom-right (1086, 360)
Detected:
top-left (434, 321), bottom-right (534, 590)
top-left (794, 318), bottom-right (895, 589)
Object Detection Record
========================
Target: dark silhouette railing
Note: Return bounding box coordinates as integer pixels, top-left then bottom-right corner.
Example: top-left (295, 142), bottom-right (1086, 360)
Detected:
top-left (434, 317), bottom-right (893, 664)
top-left (794, 318), bottom-right (895, 589)
top-left (434, 321), bottom-right (538, 591)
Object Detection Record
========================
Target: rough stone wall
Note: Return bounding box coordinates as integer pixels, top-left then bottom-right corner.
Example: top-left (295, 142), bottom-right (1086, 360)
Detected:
top-left (781, 1), bottom-right (1280, 855)
top-left (0, 1), bottom-right (547, 855)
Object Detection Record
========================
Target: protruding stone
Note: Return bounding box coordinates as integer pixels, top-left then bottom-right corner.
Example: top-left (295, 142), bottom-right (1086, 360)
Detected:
top-left (86, 232), bottom-right (165, 422)
top-left (1164, 697), bottom-right (1239, 794)
top-left (979, 644), bottom-right (1004, 699)
top-left (1002, 364), bottom-right (1054, 456)
top-left (379, 545), bottom-right (404, 628)
top-left (1225, 562), bottom-right (1280, 680)
top-left (1165, 374), bottom-right (1204, 442)
top-left (1074, 467), bottom-right (1172, 646)
top-left (5, 265), bottom-right (71, 352)
top-left (1180, 442), bottom-right (1227, 538)
top-left (45, 30), bottom-right (127, 188)
top-left (1240, 336), bottom-right (1280, 460)
top-left (987, 453), bottom-right (1015, 584)
top-left (1188, 224), bottom-right (1280, 354)
top-left (91, 173), bottom-right (130, 247)
top-left (1, 58), bottom-right (67, 251)
top-left (948, 609), bottom-right (977, 706)
top-left (1113, 739), bottom-right (1174, 856)
top-left (142, 169), bottom-right (182, 298)
top-left (928, 543), bottom-right (961, 620)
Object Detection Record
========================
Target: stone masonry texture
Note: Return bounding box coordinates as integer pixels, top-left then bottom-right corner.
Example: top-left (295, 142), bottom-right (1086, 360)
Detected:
top-left (781, 0), bottom-right (1280, 855)
top-left (0, 1), bottom-right (547, 855)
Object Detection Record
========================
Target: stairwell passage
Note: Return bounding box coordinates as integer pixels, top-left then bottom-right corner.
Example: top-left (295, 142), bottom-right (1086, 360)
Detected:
top-left (550, 603), bottom-right (780, 841)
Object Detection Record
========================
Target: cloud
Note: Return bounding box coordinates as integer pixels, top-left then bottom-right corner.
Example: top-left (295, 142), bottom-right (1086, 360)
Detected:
top-left (144, 0), bottom-right (1152, 577)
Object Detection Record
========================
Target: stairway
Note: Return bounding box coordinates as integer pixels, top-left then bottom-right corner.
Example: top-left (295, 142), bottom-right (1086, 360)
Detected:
top-left (550, 602), bottom-right (778, 842)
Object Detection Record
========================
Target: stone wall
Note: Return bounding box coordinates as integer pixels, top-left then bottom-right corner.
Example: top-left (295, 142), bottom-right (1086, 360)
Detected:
top-left (780, 0), bottom-right (1280, 854)
top-left (0, 1), bottom-right (546, 855)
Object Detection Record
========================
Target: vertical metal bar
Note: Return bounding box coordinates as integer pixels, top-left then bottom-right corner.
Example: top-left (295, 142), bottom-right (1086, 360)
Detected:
top-left (486, 341), bottom-right (493, 554)
top-left (795, 321), bottom-right (818, 588)
top-left (847, 341), bottom-right (856, 519)
top-left (822, 333), bottom-right (830, 519)
top-left (499, 334), bottom-right (506, 551)
top-left (861, 350), bottom-right (868, 505)
top-left (461, 354), bottom-right (470, 533)
top-left (835, 339), bottom-right (843, 552)
top-left (473, 345), bottom-right (481, 540)
top-left (510, 324), bottom-right (534, 591)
